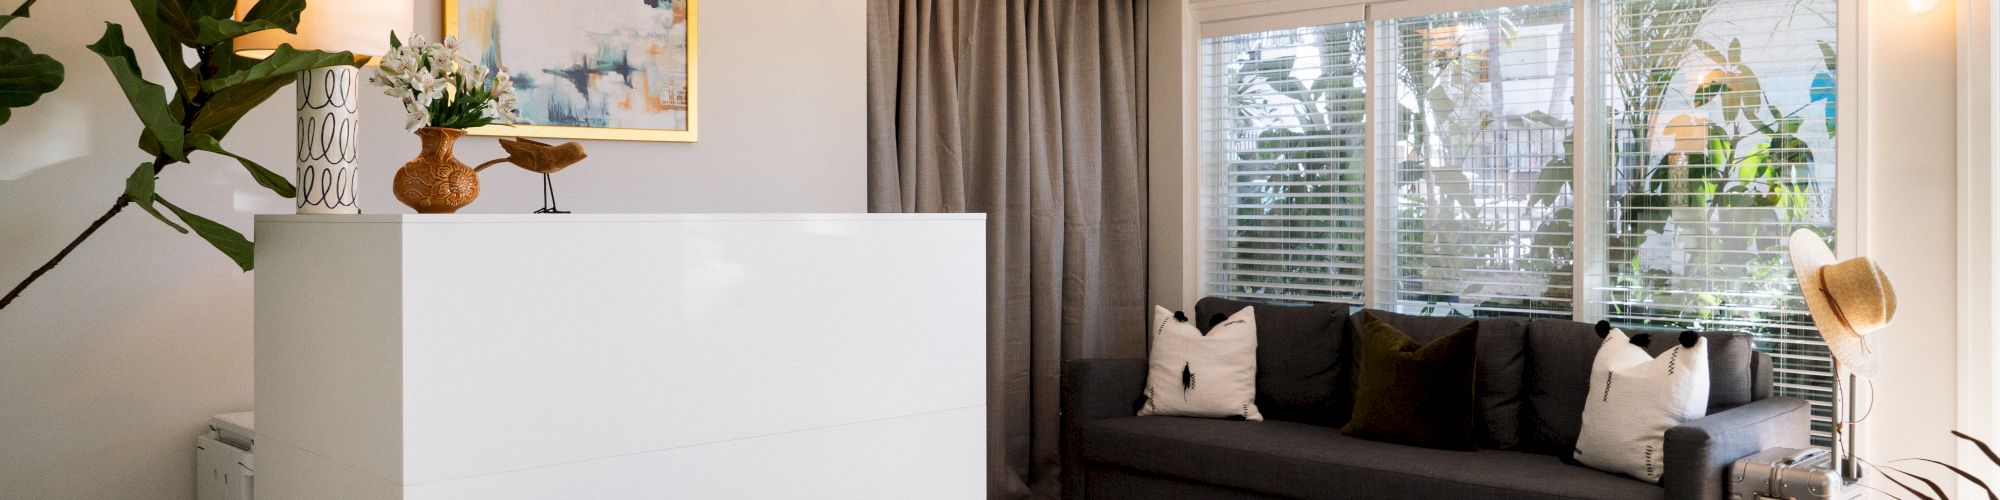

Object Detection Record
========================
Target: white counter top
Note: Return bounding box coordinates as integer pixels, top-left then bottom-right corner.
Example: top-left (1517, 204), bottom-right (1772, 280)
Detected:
top-left (254, 213), bottom-right (988, 224)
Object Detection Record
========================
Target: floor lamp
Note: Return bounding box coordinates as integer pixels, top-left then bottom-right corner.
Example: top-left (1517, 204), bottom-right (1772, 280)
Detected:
top-left (1789, 228), bottom-right (1896, 487)
top-left (1834, 362), bottom-right (1862, 485)
top-left (232, 1), bottom-right (413, 214)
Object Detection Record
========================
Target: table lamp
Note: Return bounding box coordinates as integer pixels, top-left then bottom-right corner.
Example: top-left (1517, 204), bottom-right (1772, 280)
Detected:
top-left (233, 0), bottom-right (413, 214)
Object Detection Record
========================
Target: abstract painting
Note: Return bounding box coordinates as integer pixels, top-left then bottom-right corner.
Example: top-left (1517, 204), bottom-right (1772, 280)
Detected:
top-left (446, 0), bottom-right (696, 142)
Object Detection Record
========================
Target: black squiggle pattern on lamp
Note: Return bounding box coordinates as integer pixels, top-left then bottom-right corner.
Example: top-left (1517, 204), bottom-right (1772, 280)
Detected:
top-left (296, 66), bottom-right (360, 213)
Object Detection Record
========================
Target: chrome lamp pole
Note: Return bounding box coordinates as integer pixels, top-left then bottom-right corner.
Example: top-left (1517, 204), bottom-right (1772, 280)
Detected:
top-left (1832, 361), bottom-right (1862, 485)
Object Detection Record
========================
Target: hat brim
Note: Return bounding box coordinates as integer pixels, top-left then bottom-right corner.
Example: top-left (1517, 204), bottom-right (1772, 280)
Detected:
top-left (1789, 229), bottom-right (1880, 378)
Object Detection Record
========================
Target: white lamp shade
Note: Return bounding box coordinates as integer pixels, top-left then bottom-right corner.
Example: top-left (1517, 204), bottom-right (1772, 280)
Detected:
top-left (233, 0), bottom-right (414, 59)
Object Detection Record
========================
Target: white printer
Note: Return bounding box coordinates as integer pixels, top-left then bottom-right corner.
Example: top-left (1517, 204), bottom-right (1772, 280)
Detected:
top-left (196, 412), bottom-right (255, 500)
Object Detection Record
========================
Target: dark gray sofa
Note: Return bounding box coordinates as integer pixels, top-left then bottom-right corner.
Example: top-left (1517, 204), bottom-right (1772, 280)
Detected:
top-left (1062, 297), bottom-right (1813, 500)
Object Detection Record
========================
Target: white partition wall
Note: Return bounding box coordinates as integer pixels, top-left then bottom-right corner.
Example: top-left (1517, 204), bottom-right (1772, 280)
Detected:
top-left (253, 214), bottom-right (987, 499)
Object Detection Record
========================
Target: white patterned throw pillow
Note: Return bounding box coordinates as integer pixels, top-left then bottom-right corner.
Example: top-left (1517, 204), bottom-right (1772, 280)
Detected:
top-left (1138, 305), bottom-right (1262, 421)
top-left (1574, 322), bottom-right (1710, 483)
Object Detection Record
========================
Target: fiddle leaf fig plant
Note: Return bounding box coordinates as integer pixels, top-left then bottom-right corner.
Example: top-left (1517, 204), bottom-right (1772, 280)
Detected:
top-left (0, 0), bottom-right (64, 126)
top-left (0, 0), bottom-right (358, 310)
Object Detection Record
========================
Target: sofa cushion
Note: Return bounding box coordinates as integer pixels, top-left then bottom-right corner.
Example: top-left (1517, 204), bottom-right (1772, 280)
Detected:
top-left (1083, 416), bottom-right (1664, 500)
top-left (1085, 467), bottom-right (1292, 499)
top-left (1349, 310), bottom-right (1528, 449)
top-left (1574, 329), bottom-right (1710, 483)
top-left (1140, 305), bottom-right (1262, 420)
top-left (1522, 320), bottom-right (1758, 455)
top-left (1652, 332), bottom-right (1755, 412)
top-left (1344, 313), bottom-right (1481, 450)
top-left (1196, 297), bottom-right (1351, 426)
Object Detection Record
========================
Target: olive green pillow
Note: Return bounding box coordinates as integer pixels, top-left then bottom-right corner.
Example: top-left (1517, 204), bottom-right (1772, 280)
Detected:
top-left (1341, 312), bottom-right (1481, 451)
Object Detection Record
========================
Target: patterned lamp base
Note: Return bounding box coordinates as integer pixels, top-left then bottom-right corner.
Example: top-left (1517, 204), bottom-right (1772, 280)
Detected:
top-left (296, 65), bottom-right (360, 214)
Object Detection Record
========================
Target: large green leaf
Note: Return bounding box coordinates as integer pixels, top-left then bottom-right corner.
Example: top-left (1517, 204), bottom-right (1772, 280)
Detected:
top-left (185, 46), bottom-right (355, 141)
top-left (0, 0), bottom-right (40, 31)
top-left (124, 162), bottom-right (188, 233)
top-left (88, 23), bottom-right (186, 160)
top-left (155, 195), bottom-right (254, 271)
top-left (0, 37), bottom-right (62, 125)
top-left (194, 17), bottom-right (283, 46)
top-left (240, 0), bottom-right (305, 32)
top-left (130, 0), bottom-right (200, 96)
top-left (188, 0), bottom-right (236, 21)
top-left (1691, 39), bottom-right (1726, 65)
top-left (153, 0), bottom-right (198, 43)
top-left (203, 44), bottom-right (353, 92)
top-left (185, 71), bottom-right (287, 141)
top-left (190, 134), bottom-right (293, 198)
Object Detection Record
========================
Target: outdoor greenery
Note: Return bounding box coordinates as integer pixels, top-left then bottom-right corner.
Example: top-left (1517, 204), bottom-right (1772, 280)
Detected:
top-left (1208, 0), bottom-right (1840, 438)
top-left (1380, 5), bottom-right (1575, 318)
top-left (1, 0), bottom-right (360, 310)
top-left (1209, 24), bottom-right (1369, 304)
top-left (0, 0), bottom-right (63, 126)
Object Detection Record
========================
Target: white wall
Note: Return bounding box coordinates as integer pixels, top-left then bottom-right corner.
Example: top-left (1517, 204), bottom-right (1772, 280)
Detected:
top-left (1859, 0), bottom-right (1962, 484)
top-left (0, 0), bottom-right (866, 497)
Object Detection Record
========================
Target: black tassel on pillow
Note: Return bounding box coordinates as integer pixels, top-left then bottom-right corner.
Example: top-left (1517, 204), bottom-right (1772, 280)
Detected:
top-left (1174, 310), bottom-right (1189, 323)
top-left (1680, 330), bottom-right (1700, 348)
top-left (1629, 333), bottom-right (1652, 347)
top-left (1595, 320), bottom-right (1612, 338)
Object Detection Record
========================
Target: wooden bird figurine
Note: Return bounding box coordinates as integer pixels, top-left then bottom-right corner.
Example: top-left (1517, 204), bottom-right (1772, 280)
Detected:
top-left (476, 138), bottom-right (588, 213)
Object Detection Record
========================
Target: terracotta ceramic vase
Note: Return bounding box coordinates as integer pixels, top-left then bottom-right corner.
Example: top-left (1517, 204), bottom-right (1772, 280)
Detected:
top-left (394, 127), bottom-right (480, 214)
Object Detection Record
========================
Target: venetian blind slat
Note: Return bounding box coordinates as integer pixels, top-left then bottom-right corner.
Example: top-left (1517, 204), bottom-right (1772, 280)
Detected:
top-left (1375, 3), bottom-right (1580, 318)
top-left (1596, 0), bottom-right (1840, 443)
top-left (1202, 22), bottom-right (1371, 305)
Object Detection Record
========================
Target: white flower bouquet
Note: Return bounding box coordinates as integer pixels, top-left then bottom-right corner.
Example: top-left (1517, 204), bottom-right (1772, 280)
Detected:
top-left (367, 33), bottom-right (521, 131)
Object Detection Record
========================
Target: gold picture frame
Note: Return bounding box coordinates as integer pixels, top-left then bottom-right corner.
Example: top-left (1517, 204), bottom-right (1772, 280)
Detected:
top-left (443, 0), bottom-right (697, 142)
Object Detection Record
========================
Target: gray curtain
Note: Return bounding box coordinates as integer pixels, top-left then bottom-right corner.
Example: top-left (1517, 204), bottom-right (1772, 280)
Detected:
top-left (867, 1), bottom-right (1150, 497)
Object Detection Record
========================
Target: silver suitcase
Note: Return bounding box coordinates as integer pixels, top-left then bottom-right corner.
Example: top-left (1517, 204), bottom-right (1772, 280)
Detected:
top-left (1729, 447), bottom-right (1858, 500)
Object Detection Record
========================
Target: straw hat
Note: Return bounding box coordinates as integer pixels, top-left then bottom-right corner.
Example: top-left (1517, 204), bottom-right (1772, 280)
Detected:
top-left (1788, 228), bottom-right (1897, 378)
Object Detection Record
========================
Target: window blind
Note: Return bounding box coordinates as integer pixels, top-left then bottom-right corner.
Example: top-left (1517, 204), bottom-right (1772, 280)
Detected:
top-left (1196, 0), bottom-right (1841, 442)
top-left (1596, 0), bottom-right (1840, 440)
top-left (1374, 3), bottom-right (1579, 318)
top-left (1201, 22), bottom-right (1370, 304)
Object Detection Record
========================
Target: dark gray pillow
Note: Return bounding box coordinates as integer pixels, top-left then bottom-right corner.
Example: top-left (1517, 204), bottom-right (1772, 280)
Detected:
top-left (1520, 320), bottom-right (1759, 456)
top-left (1521, 319), bottom-right (1600, 456)
top-left (1348, 310), bottom-right (1527, 450)
top-left (1196, 297), bottom-right (1351, 427)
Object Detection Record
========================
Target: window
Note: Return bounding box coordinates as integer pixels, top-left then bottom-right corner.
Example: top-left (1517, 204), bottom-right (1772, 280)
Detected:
top-left (1202, 22), bottom-right (1370, 304)
top-left (1376, 4), bottom-right (1578, 318)
top-left (1596, 0), bottom-right (1841, 438)
top-left (1198, 0), bottom-right (1839, 441)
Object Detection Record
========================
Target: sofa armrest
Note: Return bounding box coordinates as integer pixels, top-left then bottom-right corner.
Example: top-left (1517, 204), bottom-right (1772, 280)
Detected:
top-left (1063, 358), bottom-right (1148, 425)
top-left (1663, 396), bottom-right (1813, 500)
top-left (1062, 358), bottom-right (1147, 496)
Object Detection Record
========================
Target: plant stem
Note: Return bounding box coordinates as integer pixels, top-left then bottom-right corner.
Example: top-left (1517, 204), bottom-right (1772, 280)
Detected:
top-left (2, 148), bottom-right (176, 312)
top-left (0, 196), bottom-right (132, 311)
top-left (1, 18), bottom-right (229, 312)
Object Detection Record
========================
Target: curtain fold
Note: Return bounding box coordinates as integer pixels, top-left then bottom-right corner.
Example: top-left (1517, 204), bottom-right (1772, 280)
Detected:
top-left (867, 1), bottom-right (1149, 497)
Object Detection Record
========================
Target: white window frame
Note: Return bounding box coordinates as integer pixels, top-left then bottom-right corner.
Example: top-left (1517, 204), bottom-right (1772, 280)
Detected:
top-left (1190, 0), bottom-right (1859, 313)
top-left (1956, 0), bottom-right (1996, 480)
top-left (1185, 0), bottom-right (1863, 439)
